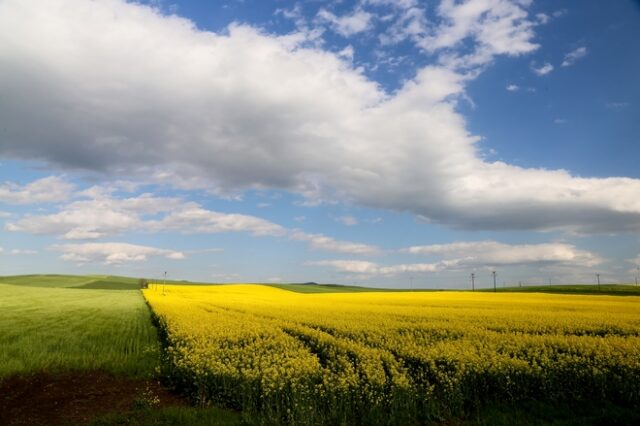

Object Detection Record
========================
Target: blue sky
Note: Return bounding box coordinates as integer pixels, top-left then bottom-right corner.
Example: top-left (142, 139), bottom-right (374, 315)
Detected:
top-left (0, 0), bottom-right (639, 288)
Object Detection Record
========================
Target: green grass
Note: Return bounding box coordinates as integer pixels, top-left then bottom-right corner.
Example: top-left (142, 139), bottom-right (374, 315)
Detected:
top-left (480, 283), bottom-right (640, 296)
top-left (76, 279), bottom-right (141, 290)
top-left (89, 406), bottom-right (244, 426)
top-left (0, 274), bottom-right (99, 288)
top-left (0, 283), bottom-right (159, 378)
top-left (0, 274), bottom-right (140, 289)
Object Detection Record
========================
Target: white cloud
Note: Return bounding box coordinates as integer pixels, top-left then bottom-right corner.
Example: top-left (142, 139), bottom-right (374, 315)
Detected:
top-left (532, 62), bottom-right (554, 76)
top-left (0, 177), bottom-right (73, 205)
top-left (333, 215), bottom-right (358, 226)
top-left (7, 210), bottom-right (135, 240)
top-left (506, 84), bottom-right (519, 91)
top-left (535, 13), bottom-right (550, 24)
top-left (309, 260), bottom-right (382, 274)
top-left (552, 9), bottom-right (568, 18)
top-left (420, 0), bottom-right (538, 59)
top-left (338, 45), bottom-right (355, 61)
top-left (184, 248), bottom-right (223, 255)
top-left (77, 181), bottom-right (140, 199)
top-left (316, 8), bottom-right (373, 37)
top-left (378, 5), bottom-right (428, 46)
top-left (290, 231), bottom-right (378, 255)
top-left (309, 259), bottom-right (442, 275)
top-left (52, 242), bottom-right (185, 265)
top-left (364, 0), bottom-right (418, 9)
top-left (5, 179), bottom-right (378, 255)
top-left (154, 204), bottom-right (287, 236)
top-left (6, 192), bottom-right (182, 239)
top-left (561, 46), bottom-right (587, 67)
top-left (0, 0), bottom-right (639, 234)
top-left (275, 3), bottom-right (305, 28)
top-left (9, 249), bottom-right (38, 255)
top-left (554, 118), bottom-right (567, 124)
top-left (404, 241), bottom-right (601, 268)
top-left (274, 3), bottom-right (325, 47)
top-left (606, 102), bottom-right (629, 110)
top-left (150, 202), bottom-right (377, 256)
top-left (313, 241), bottom-right (601, 277)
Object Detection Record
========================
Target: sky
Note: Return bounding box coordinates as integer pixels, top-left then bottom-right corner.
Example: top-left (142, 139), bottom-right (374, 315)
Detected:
top-left (0, 0), bottom-right (639, 288)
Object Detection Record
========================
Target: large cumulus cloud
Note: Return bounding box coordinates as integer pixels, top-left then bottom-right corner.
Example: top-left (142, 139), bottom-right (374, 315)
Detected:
top-left (1, 0), bottom-right (639, 233)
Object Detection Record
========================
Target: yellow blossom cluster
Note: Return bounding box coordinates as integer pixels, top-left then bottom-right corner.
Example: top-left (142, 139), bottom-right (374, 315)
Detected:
top-left (143, 285), bottom-right (640, 424)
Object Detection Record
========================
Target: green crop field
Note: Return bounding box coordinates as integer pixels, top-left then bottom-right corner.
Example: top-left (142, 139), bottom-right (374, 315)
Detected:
top-left (0, 278), bottom-right (158, 378)
top-left (0, 274), bottom-right (100, 288)
top-left (0, 274), bottom-right (245, 425)
top-left (0, 274), bottom-right (142, 290)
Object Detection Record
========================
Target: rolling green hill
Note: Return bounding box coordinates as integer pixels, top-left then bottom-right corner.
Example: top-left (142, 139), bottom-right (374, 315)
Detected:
top-left (0, 274), bottom-right (140, 290)
top-left (3, 274), bottom-right (637, 296)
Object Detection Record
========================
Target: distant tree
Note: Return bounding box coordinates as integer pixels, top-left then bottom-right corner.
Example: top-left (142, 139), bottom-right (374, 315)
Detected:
top-left (139, 278), bottom-right (149, 289)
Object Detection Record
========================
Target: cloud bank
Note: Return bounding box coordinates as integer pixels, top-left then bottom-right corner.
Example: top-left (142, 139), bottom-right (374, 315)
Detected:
top-left (52, 242), bottom-right (185, 265)
top-left (313, 241), bottom-right (601, 277)
top-left (404, 241), bottom-right (601, 267)
top-left (1, 0), bottom-right (639, 234)
top-left (5, 183), bottom-right (378, 256)
top-left (0, 177), bottom-right (73, 204)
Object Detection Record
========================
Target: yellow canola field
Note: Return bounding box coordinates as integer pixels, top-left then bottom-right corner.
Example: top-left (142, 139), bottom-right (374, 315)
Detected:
top-left (144, 285), bottom-right (640, 424)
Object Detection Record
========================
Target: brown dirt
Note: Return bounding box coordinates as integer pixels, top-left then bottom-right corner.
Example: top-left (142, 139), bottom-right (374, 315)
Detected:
top-left (0, 371), bottom-right (187, 426)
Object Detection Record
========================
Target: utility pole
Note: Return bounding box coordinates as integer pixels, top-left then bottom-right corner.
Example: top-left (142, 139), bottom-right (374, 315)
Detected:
top-left (636, 267), bottom-right (639, 286)
top-left (163, 271), bottom-right (167, 295)
top-left (409, 276), bottom-right (414, 290)
top-left (471, 273), bottom-right (475, 291)
top-left (492, 270), bottom-right (497, 293)
top-left (596, 273), bottom-right (601, 291)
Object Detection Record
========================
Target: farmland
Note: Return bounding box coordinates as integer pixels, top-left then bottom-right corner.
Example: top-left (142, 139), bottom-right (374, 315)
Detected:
top-left (0, 276), bottom-right (157, 377)
top-left (0, 275), bottom-right (240, 425)
top-left (2, 274), bottom-right (640, 424)
top-left (144, 284), bottom-right (640, 425)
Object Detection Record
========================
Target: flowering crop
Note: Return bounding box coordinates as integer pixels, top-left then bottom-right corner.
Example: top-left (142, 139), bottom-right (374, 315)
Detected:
top-left (143, 285), bottom-right (640, 424)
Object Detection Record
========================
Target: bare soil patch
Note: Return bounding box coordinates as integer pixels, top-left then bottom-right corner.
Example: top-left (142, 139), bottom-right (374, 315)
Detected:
top-left (0, 371), bottom-right (186, 426)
